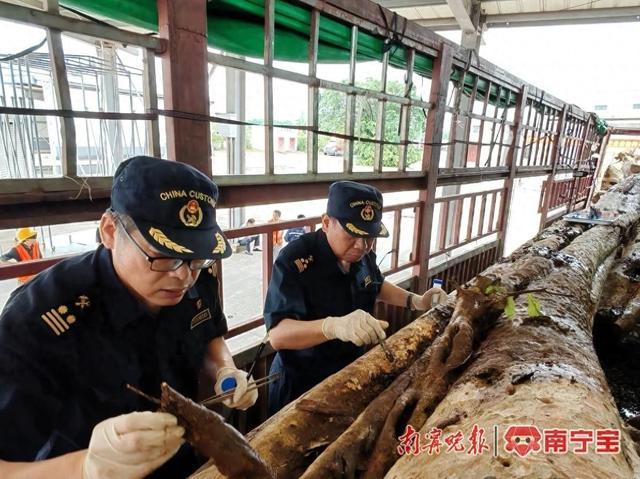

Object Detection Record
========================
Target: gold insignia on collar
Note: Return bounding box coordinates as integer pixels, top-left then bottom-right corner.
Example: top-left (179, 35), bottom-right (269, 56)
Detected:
top-left (361, 205), bottom-right (375, 221)
top-left (75, 295), bottom-right (91, 310)
top-left (294, 255), bottom-right (314, 273)
top-left (149, 228), bottom-right (194, 254)
top-left (40, 306), bottom-right (77, 336)
top-left (345, 223), bottom-right (369, 236)
top-left (364, 275), bottom-right (372, 287)
top-left (179, 199), bottom-right (203, 227)
top-left (212, 232), bottom-right (226, 254)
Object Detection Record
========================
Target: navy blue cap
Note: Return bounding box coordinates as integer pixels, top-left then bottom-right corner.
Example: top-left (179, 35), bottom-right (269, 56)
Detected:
top-left (111, 156), bottom-right (231, 260)
top-left (326, 181), bottom-right (389, 238)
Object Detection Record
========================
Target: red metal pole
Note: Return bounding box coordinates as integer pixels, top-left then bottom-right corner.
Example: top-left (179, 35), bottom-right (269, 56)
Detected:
top-left (157, 0), bottom-right (211, 174)
top-left (413, 43), bottom-right (454, 292)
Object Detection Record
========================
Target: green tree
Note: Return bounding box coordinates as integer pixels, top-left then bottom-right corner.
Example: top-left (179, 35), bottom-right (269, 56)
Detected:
top-left (318, 89), bottom-right (346, 151)
top-left (297, 129), bottom-right (307, 152)
top-left (318, 78), bottom-right (426, 167)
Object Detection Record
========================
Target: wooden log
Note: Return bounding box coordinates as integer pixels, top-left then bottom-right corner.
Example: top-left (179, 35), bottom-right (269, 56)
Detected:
top-left (387, 180), bottom-right (640, 478)
top-left (595, 225), bottom-right (640, 340)
top-left (192, 305), bottom-right (454, 479)
top-left (159, 383), bottom-right (273, 478)
top-left (192, 192), bottom-right (595, 479)
top-left (196, 177), bottom-right (640, 479)
top-left (507, 221), bottom-right (586, 262)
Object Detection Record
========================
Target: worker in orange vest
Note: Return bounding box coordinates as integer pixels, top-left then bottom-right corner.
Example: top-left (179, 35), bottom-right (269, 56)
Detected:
top-left (269, 209), bottom-right (284, 259)
top-left (0, 227), bottom-right (43, 283)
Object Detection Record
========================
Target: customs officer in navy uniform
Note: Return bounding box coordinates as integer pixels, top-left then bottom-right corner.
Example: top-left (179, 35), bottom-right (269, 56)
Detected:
top-left (0, 156), bottom-right (258, 478)
top-left (264, 181), bottom-right (447, 415)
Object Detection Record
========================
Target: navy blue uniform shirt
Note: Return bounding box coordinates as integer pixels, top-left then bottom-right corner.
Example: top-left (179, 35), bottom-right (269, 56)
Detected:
top-left (263, 229), bottom-right (383, 414)
top-left (0, 245), bottom-right (227, 477)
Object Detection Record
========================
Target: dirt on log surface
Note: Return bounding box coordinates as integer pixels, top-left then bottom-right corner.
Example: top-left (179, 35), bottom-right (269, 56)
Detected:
top-left (193, 176), bottom-right (640, 479)
top-left (387, 178), bottom-right (640, 478)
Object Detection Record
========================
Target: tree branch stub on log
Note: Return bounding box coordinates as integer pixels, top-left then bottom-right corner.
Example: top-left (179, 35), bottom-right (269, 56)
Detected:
top-left (197, 176), bottom-right (640, 479)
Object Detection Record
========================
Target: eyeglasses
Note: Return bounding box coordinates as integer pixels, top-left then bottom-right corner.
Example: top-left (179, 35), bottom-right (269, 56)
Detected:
top-left (339, 224), bottom-right (376, 249)
top-left (116, 217), bottom-right (215, 272)
top-left (358, 237), bottom-right (376, 249)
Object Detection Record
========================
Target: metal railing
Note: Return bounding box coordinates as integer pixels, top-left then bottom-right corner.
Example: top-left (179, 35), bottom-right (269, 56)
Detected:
top-left (0, 0), bottom-right (608, 433)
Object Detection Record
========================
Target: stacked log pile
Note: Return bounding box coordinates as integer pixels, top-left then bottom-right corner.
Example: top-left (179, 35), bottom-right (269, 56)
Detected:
top-left (194, 175), bottom-right (640, 479)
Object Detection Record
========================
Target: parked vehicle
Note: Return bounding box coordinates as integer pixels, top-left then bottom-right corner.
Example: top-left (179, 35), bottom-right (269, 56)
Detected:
top-left (323, 139), bottom-right (343, 156)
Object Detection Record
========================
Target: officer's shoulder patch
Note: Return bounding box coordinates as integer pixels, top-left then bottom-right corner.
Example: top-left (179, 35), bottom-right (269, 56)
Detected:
top-left (39, 294), bottom-right (91, 337)
top-left (293, 255), bottom-right (314, 273)
top-left (191, 308), bottom-right (212, 329)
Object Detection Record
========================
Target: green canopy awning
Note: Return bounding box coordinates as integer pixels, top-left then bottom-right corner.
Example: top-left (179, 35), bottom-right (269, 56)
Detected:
top-left (61, 0), bottom-right (518, 106)
top-left (60, 0), bottom-right (434, 76)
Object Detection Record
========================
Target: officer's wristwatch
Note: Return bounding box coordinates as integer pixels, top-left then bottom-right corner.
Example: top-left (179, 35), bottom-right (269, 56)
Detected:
top-left (406, 293), bottom-right (417, 311)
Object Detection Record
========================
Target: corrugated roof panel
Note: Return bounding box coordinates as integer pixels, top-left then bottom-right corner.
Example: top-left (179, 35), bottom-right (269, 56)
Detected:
top-left (483, 1), bottom-right (522, 14)
top-left (500, 0), bottom-right (522, 14)
top-left (431, 4), bottom-right (454, 16)
top-left (415, 6), bottom-right (439, 17)
top-left (520, 0), bottom-right (544, 13)
top-left (543, 0), bottom-right (568, 10)
top-left (593, 0), bottom-right (624, 7)
top-left (389, 0), bottom-right (640, 23)
top-left (394, 7), bottom-right (422, 19)
top-left (567, 0), bottom-right (588, 8)
top-left (415, 5), bottom-right (453, 17)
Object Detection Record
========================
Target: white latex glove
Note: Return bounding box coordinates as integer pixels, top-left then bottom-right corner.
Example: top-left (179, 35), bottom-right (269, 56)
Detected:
top-left (411, 287), bottom-right (448, 311)
top-left (82, 411), bottom-right (184, 479)
top-left (322, 309), bottom-right (389, 346)
top-left (214, 366), bottom-right (258, 410)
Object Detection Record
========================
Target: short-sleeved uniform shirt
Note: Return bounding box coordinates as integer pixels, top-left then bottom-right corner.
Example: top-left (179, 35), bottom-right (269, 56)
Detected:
top-left (263, 230), bottom-right (383, 414)
top-left (0, 245), bottom-right (227, 477)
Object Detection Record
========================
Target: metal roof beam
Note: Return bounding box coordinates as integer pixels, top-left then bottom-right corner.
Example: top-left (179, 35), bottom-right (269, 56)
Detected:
top-left (415, 7), bottom-right (640, 30)
top-left (447, 0), bottom-right (476, 31)
top-left (445, 0), bottom-right (483, 50)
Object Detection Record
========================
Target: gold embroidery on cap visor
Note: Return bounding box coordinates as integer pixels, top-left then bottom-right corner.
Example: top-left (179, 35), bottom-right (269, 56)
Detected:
top-left (149, 227), bottom-right (194, 254)
top-left (179, 199), bottom-right (203, 227)
top-left (345, 223), bottom-right (369, 236)
top-left (361, 204), bottom-right (375, 221)
top-left (212, 232), bottom-right (227, 255)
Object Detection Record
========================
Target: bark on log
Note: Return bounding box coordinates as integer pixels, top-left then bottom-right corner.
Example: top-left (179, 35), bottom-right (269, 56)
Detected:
top-left (507, 221), bottom-right (586, 262)
top-left (387, 180), bottom-right (640, 478)
top-left (196, 177), bottom-right (640, 479)
top-left (191, 305), bottom-right (454, 479)
top-left (159, 383), bottom-right (273, 478)
top-left (193, 188), bottom-right (598, 479)
top-left (595, 225), bottom-right (640, 339)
